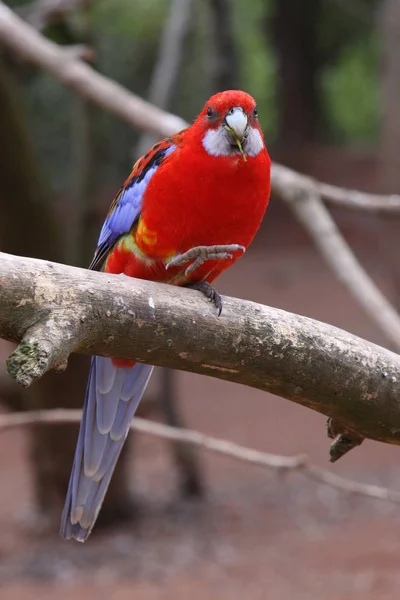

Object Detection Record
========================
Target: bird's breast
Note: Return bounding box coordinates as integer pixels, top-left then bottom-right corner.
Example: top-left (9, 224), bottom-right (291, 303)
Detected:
top-left (137, 146), bottom-right (271, 260)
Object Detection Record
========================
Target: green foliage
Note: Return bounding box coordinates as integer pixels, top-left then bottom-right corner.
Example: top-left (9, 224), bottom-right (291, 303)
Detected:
top-left (322, 35), bottom-right (379, 143)
top-left (90, 0), bottom-right (167, 39)
top-left (317, 0), bottom-right (377, 64)
top-left (5, 0), bottom-right (28, 7)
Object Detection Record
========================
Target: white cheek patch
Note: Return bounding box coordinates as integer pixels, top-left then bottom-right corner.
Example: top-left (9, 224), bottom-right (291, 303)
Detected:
top-left (202, 129), bottom-right (231, 157)
top-left (202, 126), bottom-right (264, 158)
top-left (246, 127), bottom-right (264, 157)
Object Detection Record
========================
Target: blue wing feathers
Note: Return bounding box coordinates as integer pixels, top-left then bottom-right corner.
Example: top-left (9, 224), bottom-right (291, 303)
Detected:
top-left (90, 144), bottom-right (177, 271)
top-left (60, 357), bottom-right (154, 542)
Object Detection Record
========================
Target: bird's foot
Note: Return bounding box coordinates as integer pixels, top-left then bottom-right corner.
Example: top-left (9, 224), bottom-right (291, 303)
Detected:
top-left (186, 281), bottom-right (223, 316)
top-left (166, 244), bottom-right (245, 277)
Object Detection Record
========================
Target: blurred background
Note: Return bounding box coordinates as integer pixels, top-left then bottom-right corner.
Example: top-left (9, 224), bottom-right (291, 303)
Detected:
top-left (1, 0), bottom-right (400, 598)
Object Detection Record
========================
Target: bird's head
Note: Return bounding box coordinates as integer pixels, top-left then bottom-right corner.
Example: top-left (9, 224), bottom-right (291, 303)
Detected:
top-left (195, 90), bottom-right (265, 162)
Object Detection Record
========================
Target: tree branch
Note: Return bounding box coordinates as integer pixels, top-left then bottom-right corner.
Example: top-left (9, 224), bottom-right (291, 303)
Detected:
top-left (0, 408), bottom-right (399, 504)
top-left (135, 0), bottom-right (194, 158)
top-left (0, 2), bottom-right (186, 138)
top-left (2, 251), bottom-right (400, 447)
top-left (272, 163), bottom-right (400, 215)
top-left (272, 165), bottom-right (400, 353)
top-left (317, 178), bottom-right (400, 215)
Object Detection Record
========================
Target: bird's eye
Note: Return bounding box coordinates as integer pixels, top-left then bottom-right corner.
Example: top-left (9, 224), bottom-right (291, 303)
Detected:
top-left (207, 107), bottom-right (214, 118)
top-left (253, 106), bottom-right (258, 119)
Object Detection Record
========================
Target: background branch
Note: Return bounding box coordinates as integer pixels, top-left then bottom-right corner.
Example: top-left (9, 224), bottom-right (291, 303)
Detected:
top-left (272, 165), bottom-right (400, 353)
top-left (273, 163), bottom-right (400, 215)
top-left (0, 3), bottom-right (186, 137)
top-left (135, 0), bottom-right (194, 158)
top-left (19, 0), bottom-right (96, 32)
top-left (2, 251), bottom-right (400, 447)
top-left (0, 408), bottom-right (399, 504)
top-left (317, 178), bottom-right (400, 215)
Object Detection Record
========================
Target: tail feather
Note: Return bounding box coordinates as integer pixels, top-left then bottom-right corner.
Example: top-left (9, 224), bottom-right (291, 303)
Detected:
top-left (91, 436), bottom-right (121, 482)
top-left (111, 366), bottom-right (152, 440)
top-left (60, 356), bottom-right (153, 542)
top-left (96, 366), bottom-right (125, 433)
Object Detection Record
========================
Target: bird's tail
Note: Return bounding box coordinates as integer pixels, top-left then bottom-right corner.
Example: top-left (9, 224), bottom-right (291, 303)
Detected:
top-left (60, 356), bottom-right (153, 542)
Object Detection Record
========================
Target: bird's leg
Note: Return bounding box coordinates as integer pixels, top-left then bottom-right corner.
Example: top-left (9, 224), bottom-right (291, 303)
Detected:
top-left (165, 244), bottom-right (245, 276)
top-left (185, 281), bottom-right (223, 316)
top-left (166, 244), bottom-right (245, 316)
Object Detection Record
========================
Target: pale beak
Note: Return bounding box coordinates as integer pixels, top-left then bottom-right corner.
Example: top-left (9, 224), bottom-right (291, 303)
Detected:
top-left (224, 107), bottom-right (248, 141)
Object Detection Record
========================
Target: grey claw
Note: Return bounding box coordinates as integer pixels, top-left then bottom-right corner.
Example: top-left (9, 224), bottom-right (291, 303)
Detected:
top-left (166, 244), bottom-right (246, 277)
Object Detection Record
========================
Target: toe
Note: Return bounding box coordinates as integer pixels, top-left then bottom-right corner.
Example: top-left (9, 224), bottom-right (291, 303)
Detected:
top-left (211, 290), bottom-right (223, 316)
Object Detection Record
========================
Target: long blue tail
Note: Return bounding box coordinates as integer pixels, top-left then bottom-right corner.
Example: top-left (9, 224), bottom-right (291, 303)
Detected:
top-left (60, 356), bottom-right (153, 542)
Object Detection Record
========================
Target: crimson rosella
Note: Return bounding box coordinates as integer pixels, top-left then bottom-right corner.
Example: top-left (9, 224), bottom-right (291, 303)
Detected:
top-left (60, 90), bottom-right (271, 542)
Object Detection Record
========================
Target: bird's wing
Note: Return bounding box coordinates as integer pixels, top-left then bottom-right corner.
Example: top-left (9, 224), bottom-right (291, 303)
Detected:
top-left (89, 137), bottom-right (181, 271)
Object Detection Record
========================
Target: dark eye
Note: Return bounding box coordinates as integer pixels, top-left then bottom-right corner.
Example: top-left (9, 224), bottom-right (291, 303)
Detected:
top-left (253, 106), bottom-right (258, 119)
top-left (207, 106), bottom-right (214, 118)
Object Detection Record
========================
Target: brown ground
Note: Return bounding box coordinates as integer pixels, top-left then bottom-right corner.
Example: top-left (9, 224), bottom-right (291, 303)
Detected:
top-left (1, 191), bottom-right (400, 600)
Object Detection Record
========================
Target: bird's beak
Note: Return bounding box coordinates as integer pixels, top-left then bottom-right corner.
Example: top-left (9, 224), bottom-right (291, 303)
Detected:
top-left (224, 107), bottom-right (248, 162)
top-left (224, 107), bottom-right (248, 142)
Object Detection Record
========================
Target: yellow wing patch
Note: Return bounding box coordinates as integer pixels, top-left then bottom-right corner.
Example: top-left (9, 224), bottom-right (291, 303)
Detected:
top-left (136, 219), bottom-right (158, 248)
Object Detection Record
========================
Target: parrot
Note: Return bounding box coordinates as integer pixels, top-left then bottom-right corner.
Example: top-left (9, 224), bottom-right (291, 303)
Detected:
top-left (60, 90), bottom-right (271, 542)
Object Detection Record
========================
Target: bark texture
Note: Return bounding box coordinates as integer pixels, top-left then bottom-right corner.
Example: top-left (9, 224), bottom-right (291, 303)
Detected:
top-left (1, 251), bottom-right (400, 447)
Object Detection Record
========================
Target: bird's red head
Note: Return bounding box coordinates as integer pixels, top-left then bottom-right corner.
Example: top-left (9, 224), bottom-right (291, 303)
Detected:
top-left (192, 90), bottom-right (265, 161)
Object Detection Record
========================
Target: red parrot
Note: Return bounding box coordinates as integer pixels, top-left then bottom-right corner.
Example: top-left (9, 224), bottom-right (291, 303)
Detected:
top-left (60, 90), bottom-right (271, 542)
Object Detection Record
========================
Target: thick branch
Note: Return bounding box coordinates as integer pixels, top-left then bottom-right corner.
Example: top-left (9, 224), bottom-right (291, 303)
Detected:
top-left (1, 252), bottom-right (400, 447)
